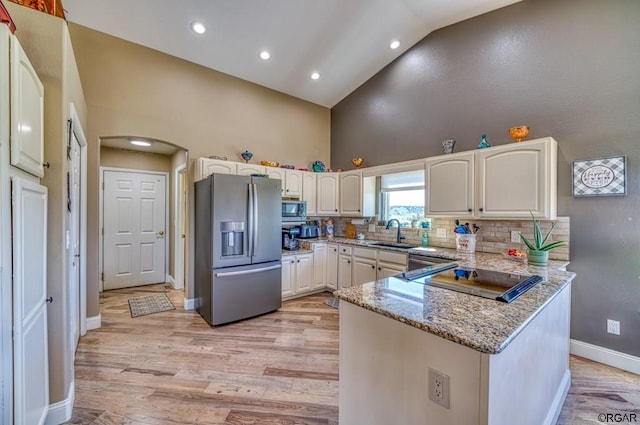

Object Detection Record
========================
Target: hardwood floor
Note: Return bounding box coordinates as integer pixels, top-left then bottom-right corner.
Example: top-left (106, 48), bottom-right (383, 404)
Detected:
top-left (66, 284), bottom-right (639, 424)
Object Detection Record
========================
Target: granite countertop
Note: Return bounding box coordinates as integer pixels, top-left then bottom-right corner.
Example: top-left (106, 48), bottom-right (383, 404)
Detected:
top-left (334, 251), bottom-right (576, 355)
top-left (281, 248), bottom-right (313, 256)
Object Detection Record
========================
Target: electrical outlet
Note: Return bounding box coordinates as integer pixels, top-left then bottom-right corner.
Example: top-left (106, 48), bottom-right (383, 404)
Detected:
top-left (436, 228), bottom-right (447, 238)
top-left (428, 368), bottom-right (450, 408)
top-left (368, 224), bottom-right (376, 232)
top-left (511, 230), bottom-right (521, 243)
top-left (607, 319), bottom-right (620, 335)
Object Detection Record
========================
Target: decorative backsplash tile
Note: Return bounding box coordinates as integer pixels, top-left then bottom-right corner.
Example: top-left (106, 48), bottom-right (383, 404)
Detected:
top-left (308, 216), bottom-right (570, 261)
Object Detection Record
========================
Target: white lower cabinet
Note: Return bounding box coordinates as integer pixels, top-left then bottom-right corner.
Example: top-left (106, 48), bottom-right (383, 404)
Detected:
top-left (376, 250), bottom-right (408, 279)
top-left (338, 254), bottom-right (353, 289)
top-left (326, 243), bottom-right (338, 290)
top-left (312, 243), bottom-right (327, 290)
top-left (281, 252), bottom-right (313, 299)
top-left (352, 247), bottom-right (377, 286)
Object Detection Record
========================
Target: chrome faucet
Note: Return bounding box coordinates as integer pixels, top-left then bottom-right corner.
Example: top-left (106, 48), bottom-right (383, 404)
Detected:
top-left (385, 219), bottom-right (404, 243)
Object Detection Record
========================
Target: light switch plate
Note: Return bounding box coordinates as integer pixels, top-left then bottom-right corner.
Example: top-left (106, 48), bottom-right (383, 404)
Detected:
top-left (436, 228), bottom-right (447, 238)
top-left (511, 231), bottom-right (521, 243)
top-left (368, 224), bottom-right (376, 232)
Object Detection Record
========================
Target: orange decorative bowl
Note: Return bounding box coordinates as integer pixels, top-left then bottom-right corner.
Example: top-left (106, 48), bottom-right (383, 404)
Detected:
top-left (351, 157), bottom-right (364, 168)
top-left (260, 160), bottom-right (279, 167)
top-left (509, 126), bottom-right (530, 143)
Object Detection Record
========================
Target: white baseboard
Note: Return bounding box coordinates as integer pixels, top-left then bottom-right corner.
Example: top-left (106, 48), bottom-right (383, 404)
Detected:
top-left (184, 298), bottom-right (195, 310)
top-left (570, 339), bottom-right (640, 375)
top-left (86, 314), bottom-right (101, 331)
top-left (45, 381), bottom-right (74, 425)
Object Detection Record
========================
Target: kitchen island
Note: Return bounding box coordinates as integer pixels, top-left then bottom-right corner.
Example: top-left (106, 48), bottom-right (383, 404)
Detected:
top-left (334, 255), bottom-right (576, 425)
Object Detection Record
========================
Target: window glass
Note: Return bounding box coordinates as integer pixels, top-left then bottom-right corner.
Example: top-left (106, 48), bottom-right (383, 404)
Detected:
top-left (379, 170), bottom-right (424, 226)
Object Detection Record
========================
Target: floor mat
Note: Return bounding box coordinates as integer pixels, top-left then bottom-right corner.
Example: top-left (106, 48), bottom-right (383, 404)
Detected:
top-left (324, 298), bottom-right (340, 309)
top-left (128, 293), bottom-right (176, 318)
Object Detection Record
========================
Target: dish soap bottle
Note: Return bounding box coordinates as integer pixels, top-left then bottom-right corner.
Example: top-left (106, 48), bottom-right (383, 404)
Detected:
top-left (477, 133), bottom-right (491, 149)
top-left (422, 231), bottom-right (429, 247)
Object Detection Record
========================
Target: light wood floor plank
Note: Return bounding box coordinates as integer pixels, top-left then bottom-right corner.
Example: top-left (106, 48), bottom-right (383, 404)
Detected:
top-left (65, 284), bottom-right (639, 424)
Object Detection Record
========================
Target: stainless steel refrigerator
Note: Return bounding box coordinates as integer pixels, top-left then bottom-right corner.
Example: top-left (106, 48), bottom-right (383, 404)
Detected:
top-left (195, 173), bottom-right (282, 326)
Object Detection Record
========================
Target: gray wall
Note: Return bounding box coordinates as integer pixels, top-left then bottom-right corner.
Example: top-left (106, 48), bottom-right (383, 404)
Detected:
top-left (331, 0), bottom-right (640, 356)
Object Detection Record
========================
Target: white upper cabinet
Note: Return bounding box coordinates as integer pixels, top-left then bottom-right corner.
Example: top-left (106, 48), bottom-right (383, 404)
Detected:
top-left (267, 167), bottom-right (286, 195)
top-left (10, 35), bottom-right (44, 178)
top-left (425, 152), bottom-right (474, 217)
top-left (476, 138), bottom-right (556, 219)
top-left (339, 171), bottom-right (362, 216)
top-left (284, 169), bottom-right (303, 198)
top-left (237, 163), bottom-right (267, 176)
top-left (425, 137), bottom-right (557, 219)
top-left (302, 172), bottom-right (317, 215)
top-left (195, 158), bottom-right (236, 180)
top-left (316, 173), bottom-right (339, 215)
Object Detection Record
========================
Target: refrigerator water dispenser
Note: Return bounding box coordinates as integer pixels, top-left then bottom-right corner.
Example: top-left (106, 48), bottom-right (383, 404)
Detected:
top-left (220, 221), bottom-right (244, 256)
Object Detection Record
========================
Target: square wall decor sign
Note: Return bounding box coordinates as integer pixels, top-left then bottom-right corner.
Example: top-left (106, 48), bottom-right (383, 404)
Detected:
top-left (572, 155), bottom-right (626, 197)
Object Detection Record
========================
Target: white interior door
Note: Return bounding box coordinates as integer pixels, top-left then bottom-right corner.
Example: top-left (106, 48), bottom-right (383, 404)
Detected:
top-left (69, 133), bottom-right (81, 351)
top-left (103, 170), bottom-right (167, 290)
top-left (12, 177), bottom-right (48, 425)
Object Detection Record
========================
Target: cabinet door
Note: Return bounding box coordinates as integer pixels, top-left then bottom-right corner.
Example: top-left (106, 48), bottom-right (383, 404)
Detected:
top-left (312, 243), bottom-right (327, 290)
top-left (337, 254), bottom-right (352, 289)
top-left (425, 152), bottom-right (474, 217)
top-left (302, 172), bottom-right (317, 215)
top-left (281, 256), bottom-right (296, 298)
top-left (316, 173), bottom-right (339, 215)
top-left (476, 138), bottom-right (556, 219)
top-left (377, 262), bottom-right (406, 280)
top-left (10, 35), bottom-right (44, 178)
top-left (285, 169), bottom-right (303, 198)
top-left (195, 158), bottom-right (236, 181)
top-left (352, 256), bottom-right (377, 286)
top-left (295, 253), bottom-right (313, 293)
top-left (326, 244), bottom-right (338, 290)
top-left (268, 167), bottom-right (286, 196)
top-left (237, 163), bottom-right (267, 176)
top-left (339, 171), bottom-right (363, 216)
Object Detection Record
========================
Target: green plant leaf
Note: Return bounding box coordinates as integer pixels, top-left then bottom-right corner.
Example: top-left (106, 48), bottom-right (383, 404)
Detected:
top-left (540, 240), bottom-right (567, 251)
top-left (519, 232), bottom-right (536, 251)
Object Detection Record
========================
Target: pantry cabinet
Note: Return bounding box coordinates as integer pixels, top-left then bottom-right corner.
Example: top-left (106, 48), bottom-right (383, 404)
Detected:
top-left (9, 34), bottom-right (44, 177)
top-left (425, 137), bottom-right (557, 219)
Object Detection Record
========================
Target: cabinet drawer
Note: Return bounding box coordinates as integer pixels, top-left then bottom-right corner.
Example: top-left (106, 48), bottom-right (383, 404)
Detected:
top-left (353, 247), bottom-right (376, 260)
top-left (378, 250), bottom-right (407, 265)
top-left (339, 245), bottom-right (353, 255)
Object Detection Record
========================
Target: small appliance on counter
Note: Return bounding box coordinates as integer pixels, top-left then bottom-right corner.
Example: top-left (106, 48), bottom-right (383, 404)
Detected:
top-left (282, 226), bottom-right (301, 250)
top-left (299, 220), bottom-right (320, 239)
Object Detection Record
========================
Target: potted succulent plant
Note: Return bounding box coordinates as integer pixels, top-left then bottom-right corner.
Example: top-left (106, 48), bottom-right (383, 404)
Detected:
top-left (519, 212), bottom-right (566, 266)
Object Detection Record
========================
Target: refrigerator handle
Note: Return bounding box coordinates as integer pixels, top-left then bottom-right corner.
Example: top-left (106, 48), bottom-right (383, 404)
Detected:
top-left (252, 183), bottom-right (259, 253)
top-left (214, 263), bottom-right (282, 277)
top-left (247, 182), bottom-right (254, 257)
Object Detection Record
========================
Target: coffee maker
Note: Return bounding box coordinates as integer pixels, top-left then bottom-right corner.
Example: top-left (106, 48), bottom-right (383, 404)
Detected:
top-left (282, 226), bottom-right (301, 250)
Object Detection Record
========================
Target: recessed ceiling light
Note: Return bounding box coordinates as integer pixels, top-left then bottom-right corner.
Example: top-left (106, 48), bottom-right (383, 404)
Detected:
top-left (310, 72), bottom-right (320, 80)
top-left (259, 50), bottom-right (271, 60)
top-left (390, 40), bottom-right (400, 49)
top-left (130, 140), bottom-right (151, 147)
top-left (190, 21), bottom-right (206, 35)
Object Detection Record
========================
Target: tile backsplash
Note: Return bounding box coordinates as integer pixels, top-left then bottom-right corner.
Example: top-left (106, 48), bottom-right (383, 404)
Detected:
top-left (308, 216), bottom-right (570, 261)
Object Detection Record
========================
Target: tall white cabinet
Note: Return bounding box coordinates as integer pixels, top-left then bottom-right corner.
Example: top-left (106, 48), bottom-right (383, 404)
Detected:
top-left (1, 24), bottom-right (49, 425)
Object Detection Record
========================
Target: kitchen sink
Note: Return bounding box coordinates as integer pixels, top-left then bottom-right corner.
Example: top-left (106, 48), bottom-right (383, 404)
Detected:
top-left (368, 242), bottom-right (415, 250)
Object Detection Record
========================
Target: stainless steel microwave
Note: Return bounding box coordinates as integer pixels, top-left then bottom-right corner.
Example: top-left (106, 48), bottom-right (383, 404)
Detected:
top-left (282, 200), bottom-right (307, 223)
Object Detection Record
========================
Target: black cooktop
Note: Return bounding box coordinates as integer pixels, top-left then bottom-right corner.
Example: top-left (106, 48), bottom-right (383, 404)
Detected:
top-left (406, 267), bottom-right (544, 303)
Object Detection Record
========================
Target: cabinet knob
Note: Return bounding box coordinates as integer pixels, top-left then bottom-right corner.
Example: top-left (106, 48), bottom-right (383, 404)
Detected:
top-left (348, 260), bottom-right (351, 264)
top-left (378, 267), bottom-right (381, 271)
top-left (479, 207), bottom-right (484, 212)
top-left (335, 209), bottom-right (338, 212)
top-left (358, 209), bottom-right (360, 212)
top-left (468, 208), bottom-right (472, 212)
top-left (371, 265), bottom-right (375, 269)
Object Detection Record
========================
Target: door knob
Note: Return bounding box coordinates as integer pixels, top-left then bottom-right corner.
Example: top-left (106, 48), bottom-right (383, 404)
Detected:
top-left (157, 230), bottom-right (165, 236)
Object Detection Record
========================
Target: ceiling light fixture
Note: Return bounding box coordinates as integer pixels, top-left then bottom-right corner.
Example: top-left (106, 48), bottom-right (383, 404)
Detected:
top-left (130, 140), bottom-right (152, 147)
top-left (259, 50), bottom-right (271, 60)
top-left (310, 72), bottom-right (320, 80)
top-left (190, 21), bottom-right (206, 35)
top-left (390, 40), bottom-right (400, 49)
